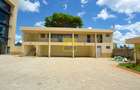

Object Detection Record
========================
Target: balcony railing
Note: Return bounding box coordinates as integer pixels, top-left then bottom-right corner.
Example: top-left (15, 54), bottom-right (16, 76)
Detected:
top-left (24, 38), bottom-right (96, 43)
top-left (24, 33), bottom-right (112, 44)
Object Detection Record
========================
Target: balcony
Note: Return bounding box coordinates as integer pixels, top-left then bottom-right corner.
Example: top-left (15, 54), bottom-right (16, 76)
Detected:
top-left (23, 36), bottom-right (96, 46)
top-left (23, 33), bottom-right (112, 46)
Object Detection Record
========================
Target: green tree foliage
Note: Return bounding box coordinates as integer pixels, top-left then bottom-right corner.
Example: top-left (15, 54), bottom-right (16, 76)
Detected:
top-left (44, 13), bottom-right (83, 28)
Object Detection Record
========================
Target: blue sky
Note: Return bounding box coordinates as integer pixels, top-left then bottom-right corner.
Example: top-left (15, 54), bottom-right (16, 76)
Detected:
top-left (17, 0), bottom-right (140, 44)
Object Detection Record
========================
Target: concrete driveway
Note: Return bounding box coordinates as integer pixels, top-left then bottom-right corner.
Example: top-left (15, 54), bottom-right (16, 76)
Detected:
top-left (0, 55), bottom-right (140, 90)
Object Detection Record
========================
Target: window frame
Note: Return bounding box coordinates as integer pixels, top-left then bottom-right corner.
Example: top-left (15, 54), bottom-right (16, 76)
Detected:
top-left (106, 46), bottom-right (111, 49)
top-left (40, 34), bottom-right (46, 38)
top-left (106, 34), bottom-right (110, 37)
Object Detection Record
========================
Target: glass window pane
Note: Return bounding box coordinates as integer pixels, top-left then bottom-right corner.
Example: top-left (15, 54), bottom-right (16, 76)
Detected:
top-left (0, 0), bottom-right (11, 12)
top-left (0, 11), bottom-right (10, 24)
top-left (0, 25), bottom-right (6, 37)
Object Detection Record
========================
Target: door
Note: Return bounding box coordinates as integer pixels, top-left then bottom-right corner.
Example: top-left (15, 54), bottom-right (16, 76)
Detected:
top-left (96, 46), bottom-right (102, 57)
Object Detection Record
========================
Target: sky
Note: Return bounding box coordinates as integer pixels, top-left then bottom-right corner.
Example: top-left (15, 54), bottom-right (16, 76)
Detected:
top-left (16, 0), bottom-right (140, 45)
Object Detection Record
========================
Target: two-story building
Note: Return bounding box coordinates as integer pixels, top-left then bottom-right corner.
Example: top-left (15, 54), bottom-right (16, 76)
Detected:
top-left (22, 27), bottom-right (113, 58)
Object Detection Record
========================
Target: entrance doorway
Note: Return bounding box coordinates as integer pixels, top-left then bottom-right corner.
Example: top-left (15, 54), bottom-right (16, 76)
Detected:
top-left (96, 46), bottom-right (102, 57)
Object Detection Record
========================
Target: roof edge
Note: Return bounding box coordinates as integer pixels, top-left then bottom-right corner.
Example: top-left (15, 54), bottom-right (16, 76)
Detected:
top-left (21, 26), bottom-right (113, 33)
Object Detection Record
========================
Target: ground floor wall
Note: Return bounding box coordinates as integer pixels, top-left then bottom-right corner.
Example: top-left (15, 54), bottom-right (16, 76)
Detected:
top-left (23, 45), bottom-right (36, 56)
top-left (96, 43), bottom-right (113, 57)
top-left (40, 46), bottom-right (48, 56)
top-left (9, 46), bottom-right (22, 55)
top-left (51, 46), bottom-right (72, 57)
top-left (22, 44), bottom-right (112, 58)
top-left (101, 53), bottom-right (112, 57)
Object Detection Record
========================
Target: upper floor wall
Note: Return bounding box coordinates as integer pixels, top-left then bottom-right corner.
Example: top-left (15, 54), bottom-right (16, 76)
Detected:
top-left (23, 32), bottom-right (113, 43)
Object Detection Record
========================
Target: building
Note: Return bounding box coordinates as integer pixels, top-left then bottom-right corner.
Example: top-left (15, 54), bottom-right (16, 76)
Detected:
top-left (0, 0), bottom-right (18, 54)
top-left (126, 37), bottom-right (140, 64)
top-left (22, 27), bottom-right (113, 58)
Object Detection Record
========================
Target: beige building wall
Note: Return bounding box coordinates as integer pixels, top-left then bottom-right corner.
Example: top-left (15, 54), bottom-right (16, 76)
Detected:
top-left (51, 46), bottom-right (72, 57)
top-left (6, 0), bottom-right (18, 54)
top-left (12, 46), bottom-right (22, 54)
top-left (96, 43), bottom-right (113, 57)
top-left (77, 34), bottom-right (95, 42)
top-left (75, 46), bottom-right (92, 57)
top-left (102, 34), bottom-right (113, 43)
top-left (24, 33), bottom-right (40, 42)
top-left (39, 46), bottom-right (48, 56)
top-left (41, 46), bottom-right (96, 57)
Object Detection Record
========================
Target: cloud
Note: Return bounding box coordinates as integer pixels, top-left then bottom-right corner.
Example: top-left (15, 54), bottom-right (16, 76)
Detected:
top-left (115, 22), bottom-right (140, 33)
top-left (113, 30), bottom-right (123, 44)
top-left (80, 0), bottom-right (88, 7)
top-left (113, 31), bottom-right (137, 44)
top-left (19, 0), bottom-right (40, 12)
top-left (77, 11), bottom-right (86, 17)
top-left (81, 0), bottom-right (88, 4)
top-left (94, 8), bottom-right (115, 20)
top-left (126, 14), bottom-right (136, 24)
top-left (34, 21), bottom-right (45, 27)
top-left (63, 4), bottom-right (68, 10)
top-left (42, 0), bottom-right (48, 5)
top-left (88, 27), bottom-right (92, 29)
top-left (113, 22), bottom-right (140, 44)
top-left (96, 0), bottom-right (140, 15)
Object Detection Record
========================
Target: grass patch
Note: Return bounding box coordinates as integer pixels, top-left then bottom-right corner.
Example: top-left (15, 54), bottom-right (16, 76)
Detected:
top-left (119, 63), bottom-right (140, 72)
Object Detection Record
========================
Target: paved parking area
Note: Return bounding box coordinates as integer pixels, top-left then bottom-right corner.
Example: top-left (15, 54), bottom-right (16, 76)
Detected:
top-left (0, 55), bottom-right (140, 90)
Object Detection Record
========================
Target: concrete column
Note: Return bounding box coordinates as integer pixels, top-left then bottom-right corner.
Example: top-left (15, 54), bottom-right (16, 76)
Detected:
top-left (102, 33), bottom-right (103, 43)
top-left (36, 45), bottom-right (40, 56)
top-left (95, 33), bottom-right (97, 43)
top-left (48, 32), bottom-right (51, 57)
top-left (72, 32), bottom-right (75, 58)
top-left (22, 45), bottom-right (26, 56)
top-left (95, 33), bottom-right (97, 58)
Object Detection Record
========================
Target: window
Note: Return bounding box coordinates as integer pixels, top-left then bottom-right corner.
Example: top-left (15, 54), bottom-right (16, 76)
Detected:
top-left (0, 0), bottom-right (11, 13)
top-left (64, 34), bottom-right (72, 38)
top-left (40, 34), bottom-right (46, 38)
top-left (106, 34), bottom-right (110, 37)
top-left (51, 34), bottom-right (63, 42)
top-left (74, 34), bottom-right (79, 42)
top-left (0, 0), bottom-right (11, 54)
top-left (74, 34), bottom-right (79, 38)
top-left (87, 35), bottom-right (91, 43)
top-left (0, 11), bottom-right (10, 24)
top-left (97, 34), bottom-right (102, 43)
top-left (0, 25), bottom-right (7, 38)
top-left (106, 46), bottom-right (110, 49)
top-left (97, 46), bottom-right (101, 48)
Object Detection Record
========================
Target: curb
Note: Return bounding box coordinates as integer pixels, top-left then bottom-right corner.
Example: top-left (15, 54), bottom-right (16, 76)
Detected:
top-left (117, 65), bottom-right (140, 75)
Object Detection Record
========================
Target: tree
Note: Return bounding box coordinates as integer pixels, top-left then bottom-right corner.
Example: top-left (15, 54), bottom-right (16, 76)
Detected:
top-left (44, 13), bottom-right (83, 28)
